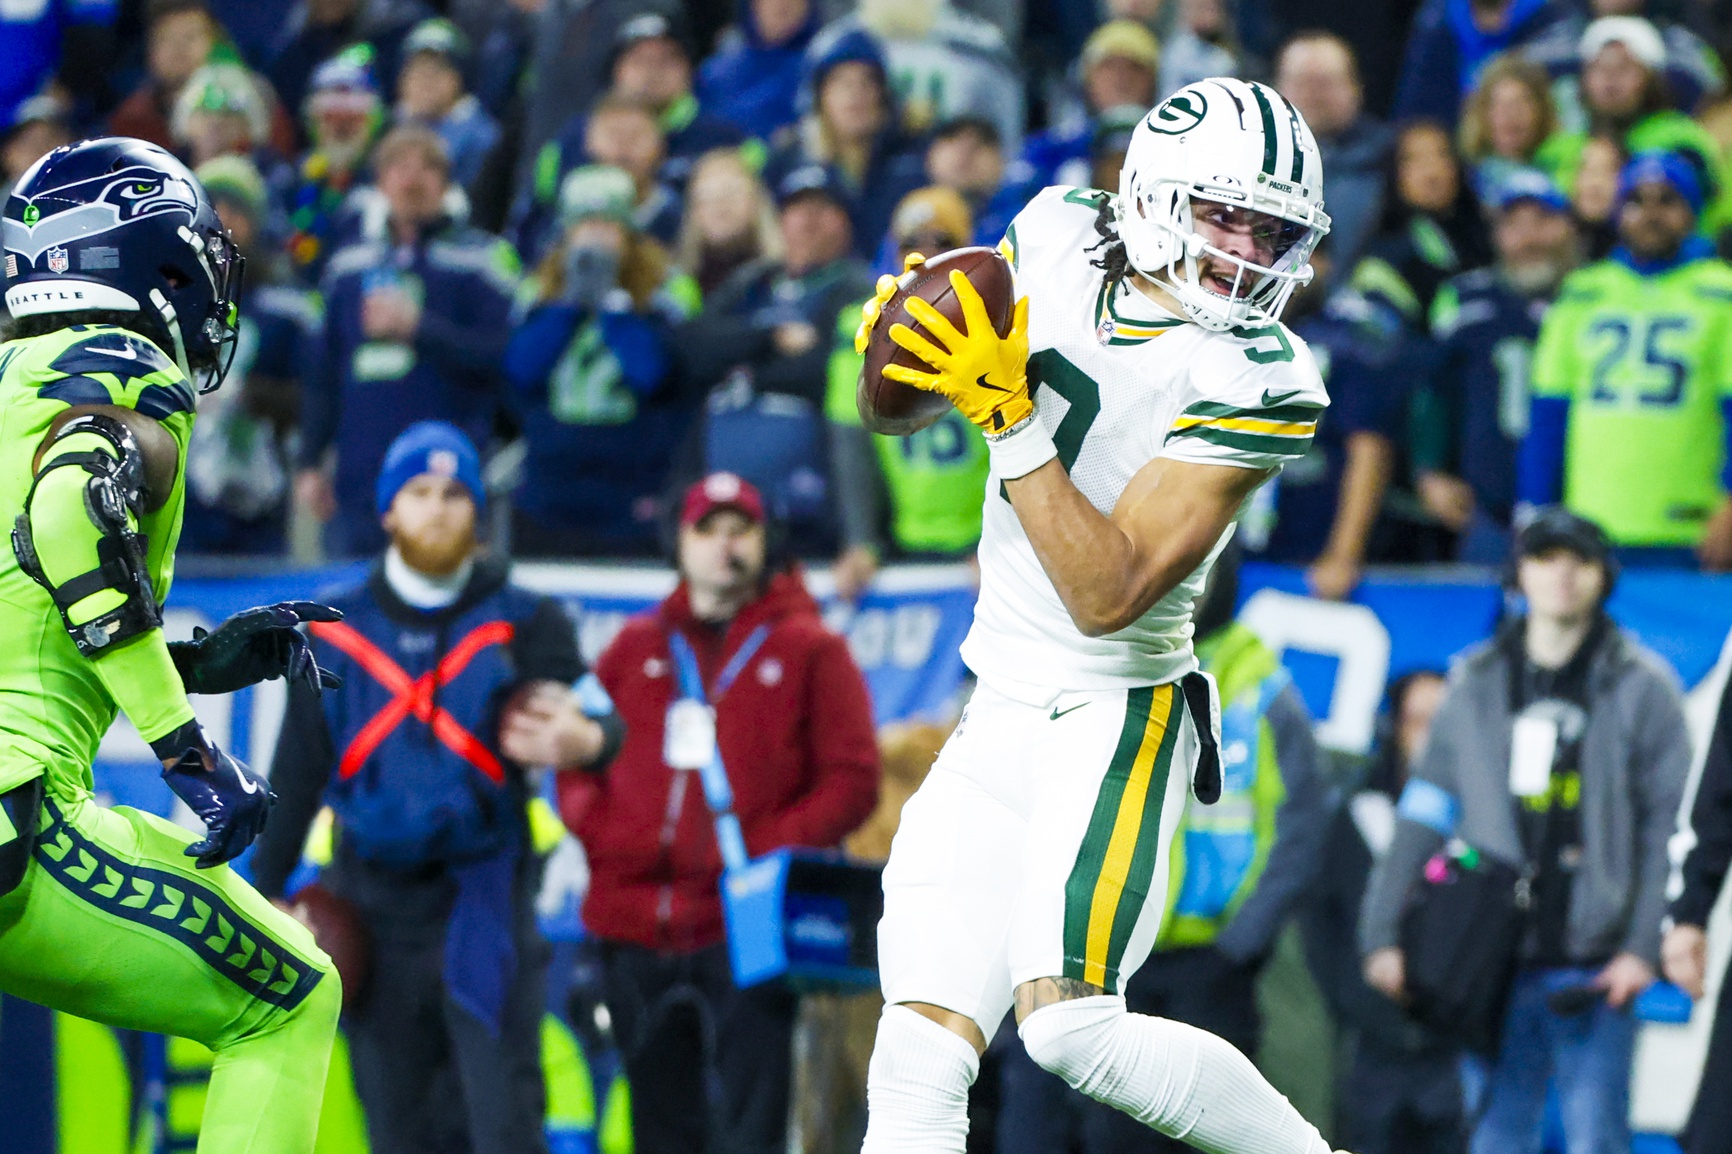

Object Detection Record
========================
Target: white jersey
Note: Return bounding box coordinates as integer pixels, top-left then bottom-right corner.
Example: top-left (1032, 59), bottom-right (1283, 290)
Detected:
top-left (960, 186), bottom-right (1329, 693)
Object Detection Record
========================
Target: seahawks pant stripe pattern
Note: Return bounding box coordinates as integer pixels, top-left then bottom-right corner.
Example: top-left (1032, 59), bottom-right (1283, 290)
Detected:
top-left (31, 800), bottom-right (325, 1011)
top-left (1062, 683), bottom-right (1180, 990)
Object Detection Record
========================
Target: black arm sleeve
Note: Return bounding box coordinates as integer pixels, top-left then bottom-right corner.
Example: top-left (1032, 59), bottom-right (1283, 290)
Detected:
top-left (1674, 674), bottom-right (1732, 926)
top-left (250, 679), bottom-right (336, 899)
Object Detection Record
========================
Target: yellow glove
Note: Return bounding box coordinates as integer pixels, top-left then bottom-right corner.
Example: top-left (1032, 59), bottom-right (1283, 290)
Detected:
top-left (884, 269), bottom-right (1032, 434)
top-left (854, 251), bottom-right (928, 355)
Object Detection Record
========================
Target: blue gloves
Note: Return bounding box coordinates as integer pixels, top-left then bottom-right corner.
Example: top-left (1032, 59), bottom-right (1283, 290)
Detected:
top-left (160, 739), bottom-right (274, 869)
top-left (170, 601), bottom-right (343, 696)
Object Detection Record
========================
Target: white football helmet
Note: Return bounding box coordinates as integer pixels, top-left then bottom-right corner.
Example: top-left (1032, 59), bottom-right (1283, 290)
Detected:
top-left (1116, 77), bottom-right (1330, 331)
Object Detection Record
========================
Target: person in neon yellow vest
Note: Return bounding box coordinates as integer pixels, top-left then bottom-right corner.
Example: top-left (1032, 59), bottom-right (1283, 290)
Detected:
top-left (996, 545), bottom-right (1336, 1153)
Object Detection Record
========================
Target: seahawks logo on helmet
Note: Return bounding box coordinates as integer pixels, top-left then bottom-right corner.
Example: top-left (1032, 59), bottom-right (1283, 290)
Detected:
top-left (3, 167), bottom-right (198, 267)
top-left (1146, 92), bottom-right (1208, 136)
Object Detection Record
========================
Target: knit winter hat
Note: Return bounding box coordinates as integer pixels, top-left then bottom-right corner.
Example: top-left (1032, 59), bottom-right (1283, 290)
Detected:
top-left (376, 421), bottom-right (485, 516)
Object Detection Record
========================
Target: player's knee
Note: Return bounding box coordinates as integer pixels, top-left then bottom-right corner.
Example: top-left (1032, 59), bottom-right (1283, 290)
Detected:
top-left (280, 959), bottom-right (342, 1044)
top-left (1017, 995), bottom-right (1130, 1096)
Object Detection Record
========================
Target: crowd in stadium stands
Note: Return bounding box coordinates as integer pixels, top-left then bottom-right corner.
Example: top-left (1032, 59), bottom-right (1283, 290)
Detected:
top-left (10, 0), bottom-right (1732, 1151)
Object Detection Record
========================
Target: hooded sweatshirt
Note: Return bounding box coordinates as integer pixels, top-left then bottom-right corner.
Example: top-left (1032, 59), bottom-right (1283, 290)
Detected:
top-left (697, 0), bottom-right (821, 141)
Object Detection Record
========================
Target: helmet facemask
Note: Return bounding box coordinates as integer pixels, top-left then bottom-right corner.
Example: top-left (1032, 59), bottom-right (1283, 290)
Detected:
top-left (155, 221), bottom-right (246, 394)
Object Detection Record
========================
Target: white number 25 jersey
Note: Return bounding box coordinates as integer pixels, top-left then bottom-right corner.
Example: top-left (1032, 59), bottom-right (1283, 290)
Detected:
top-left (960, 186), bottom-right (1330, 693)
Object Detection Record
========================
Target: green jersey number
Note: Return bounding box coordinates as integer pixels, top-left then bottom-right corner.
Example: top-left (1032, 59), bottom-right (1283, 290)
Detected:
top-left (1001, 350), bottom-right (1102, 498)
top-left (1585, 315), bottom-right (1691, 408)
top-left (1229, 324), bottom-right (1296, 365)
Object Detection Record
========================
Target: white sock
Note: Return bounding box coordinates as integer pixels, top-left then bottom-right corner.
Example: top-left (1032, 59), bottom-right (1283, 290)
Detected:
top-left (1018, 996), bottom-right (1329, 1154)
top-left (861, 1004), bottom-right (980, 1154)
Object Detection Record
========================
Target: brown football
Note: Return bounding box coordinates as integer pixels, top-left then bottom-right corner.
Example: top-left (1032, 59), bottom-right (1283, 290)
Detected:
top-left (293, 882), bottom-right (371, 1007)
top-left (859, 246), bottom-right (1016, 436)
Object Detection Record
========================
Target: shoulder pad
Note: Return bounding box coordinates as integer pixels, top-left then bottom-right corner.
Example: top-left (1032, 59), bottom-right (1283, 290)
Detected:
top-left (39, 328), bottom-right (194, 420)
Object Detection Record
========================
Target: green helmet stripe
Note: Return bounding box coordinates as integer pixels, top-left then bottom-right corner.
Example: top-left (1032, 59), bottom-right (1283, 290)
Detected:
top-left (1250, 84), bottom-right (1280, 178)
top-left (1285, 97), bottom-right (1305, 182)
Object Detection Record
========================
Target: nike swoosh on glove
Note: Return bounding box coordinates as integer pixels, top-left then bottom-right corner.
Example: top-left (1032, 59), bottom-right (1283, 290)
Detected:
top-left (161, 741), bottom-right (275, 869)
top-left (170, 601), bottom-right (343, 696)
top-left (884, 269), bottom-right (1032, 433)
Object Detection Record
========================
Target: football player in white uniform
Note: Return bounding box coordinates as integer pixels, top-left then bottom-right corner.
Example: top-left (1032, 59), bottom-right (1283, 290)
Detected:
top-left (854, 79), bottom-right (1343, 1153)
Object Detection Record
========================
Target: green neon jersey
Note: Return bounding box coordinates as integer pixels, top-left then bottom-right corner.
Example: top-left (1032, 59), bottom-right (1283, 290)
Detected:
top-left (826, 303), bottom-right (989, 556)
top-left (1531, 257), bottom-right (1732, 546)
top-left (0, 324), bottom-right (196, 800)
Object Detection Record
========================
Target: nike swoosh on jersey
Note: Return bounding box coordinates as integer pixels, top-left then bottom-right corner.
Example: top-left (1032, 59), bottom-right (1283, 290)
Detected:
top-left (1260, 387), bottom-right (1301, 406)
top-left (977, 372), bottom-right (1009, 393)
top-left (1049, 702), bottom-right (1089, 720)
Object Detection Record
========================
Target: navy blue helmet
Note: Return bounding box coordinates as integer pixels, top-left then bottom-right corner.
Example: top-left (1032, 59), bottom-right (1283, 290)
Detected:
top-left (3, 137), bottom-right (244, 392)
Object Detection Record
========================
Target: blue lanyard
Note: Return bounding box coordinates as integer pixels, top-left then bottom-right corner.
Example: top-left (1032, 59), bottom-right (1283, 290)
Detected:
top-left (665, 625), bottom-right (771, 871)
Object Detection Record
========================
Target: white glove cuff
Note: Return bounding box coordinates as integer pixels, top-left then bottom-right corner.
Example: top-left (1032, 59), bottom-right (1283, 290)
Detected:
top-left (986, 412), bottom-right (1057, 480)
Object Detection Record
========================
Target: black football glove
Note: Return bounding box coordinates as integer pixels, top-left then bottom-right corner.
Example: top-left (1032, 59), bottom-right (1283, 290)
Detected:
top-left (160, 736), bottom-right (275, 869)
top-left (169, 601), bottom-right (343, 696)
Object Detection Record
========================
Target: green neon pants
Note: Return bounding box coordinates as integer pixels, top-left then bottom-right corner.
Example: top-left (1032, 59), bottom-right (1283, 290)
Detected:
top-left (0, 789), bottom-right (341, 1153)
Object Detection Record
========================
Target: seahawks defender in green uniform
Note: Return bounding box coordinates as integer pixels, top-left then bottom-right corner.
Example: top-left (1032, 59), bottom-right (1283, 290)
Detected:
top-left (0, 138), bottom-right (342, 1151)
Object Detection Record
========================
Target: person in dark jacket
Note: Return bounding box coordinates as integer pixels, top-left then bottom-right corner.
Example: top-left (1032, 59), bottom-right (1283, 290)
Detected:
top-left (1391, 0), bottom-right (1579, 127)
top-left (1663, 671), bottom-right (1732, 1154)
top-left (294, 124), bottom-right (519, 558)
top-left (697, 0), bottom-right (821, 142)
top-left (556, 472), bottom-right (879, 1154)
top-left (1303, 670), bottom-right (1466, 1154)
top-left (254, 422), bottom-right (623, 1154)
top-left (267, 0), bottom-right (430, 135)
top-left (504, 164), bottom-right (701, 556)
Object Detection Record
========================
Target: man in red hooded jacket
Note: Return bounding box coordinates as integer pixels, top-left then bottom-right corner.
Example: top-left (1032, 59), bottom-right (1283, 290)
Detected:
top-left (556, 471), bottom-right (880, 1154)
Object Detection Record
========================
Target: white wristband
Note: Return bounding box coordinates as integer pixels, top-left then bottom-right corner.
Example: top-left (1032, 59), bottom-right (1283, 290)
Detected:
top-left (986, 412), bottom-right (1057, 480)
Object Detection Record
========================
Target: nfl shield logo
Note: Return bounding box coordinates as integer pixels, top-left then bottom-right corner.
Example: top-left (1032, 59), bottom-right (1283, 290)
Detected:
top-left (46, 247), bottom-right (68, 274)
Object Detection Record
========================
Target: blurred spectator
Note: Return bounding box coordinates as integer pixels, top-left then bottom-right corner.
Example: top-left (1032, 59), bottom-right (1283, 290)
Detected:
top-left (1663, 673), bottom-right (1732, 1154)
top-left (1, 95), bottom-right (74, 189)
top-left (1362, 507), bottom-right (1689, 1154)
top-left (996, 547), bottom-right (1334, 1154)
top-left (677, 166), bottom-right (872, 553)
top-left (393, 18), bottom-right (500, 198)
top-left (677, 147), bottom-right (785, 298)
top-left (181, 155), bottom-right (315, 556)
top-left (1535, 17), bottom-right (1729, 234)
top-left (1358, 120), bottom-right (1492, 326)
top-left (1021, 20), bottom-right (1159, 192)
top-left (0, 0), bottom-right (119, 122)
top-left (1415, 170), bottom-right (1580, 563)
top-left (1303, 669), bottom-right (1465, 1154)
top-left (605, 11), bottom-right (747, 189)
top-left (256, 421), bottom-right (620, 1154)
top-left (1391, 0), bottom-right (1578, 127)
top-left (556, 471), bottom-right (878, 1154)
top-left (923, 116), bottom-right (1026, 246)
top-left (698, 0), bottom-right (822, 142)
top-left (267, 0), bottom-right (430, 131)
top-left (504, 165), bottom-right (701, 557)
top-left (513, 95), bottom-right (682, 262)
top-left (1273, 31), bottom-right (1394, 271)
top-left (1457, 53), bottom-right (1559, 197)
top-left (1554, 0), bottom-right (1727, 124)
top-left (1251, 247), bottom-right (1413, 600)
top-left (109, 0), bottom-right (219, 150)
top-left (513, 0), bottom-right (682, 194)
top-left (1570, 132), bottom-right (1627, 259)
top-left (1086, 104), bottom-right (1143, 195)
top-left (1520, 151), bottom-right (1732, 568)
top-left (826, 187), bottom-right (988, 600)
top-left (296, 125), bottom-right (518, 557)
top-left (765, 30), bottom-right (926, 262)
top-left (281, 46), bottom-right (385, 283)
top-left (809, 0), bottom-right (1025, 150)
top-left (1159, 0), bottom-right (1242, 98)
top-left (170, 62), bottom-right (277, 171)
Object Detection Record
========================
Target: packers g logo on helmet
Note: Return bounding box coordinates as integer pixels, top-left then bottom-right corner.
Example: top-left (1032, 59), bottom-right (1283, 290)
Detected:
top-left (1146, 92), bottom-right (1208, 136)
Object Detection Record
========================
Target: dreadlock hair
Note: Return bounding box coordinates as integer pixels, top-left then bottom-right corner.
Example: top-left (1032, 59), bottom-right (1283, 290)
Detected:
top-left (8, 309), bottom-right (181, 358)
top-left (1086, 193), bottom-right (1132, 295)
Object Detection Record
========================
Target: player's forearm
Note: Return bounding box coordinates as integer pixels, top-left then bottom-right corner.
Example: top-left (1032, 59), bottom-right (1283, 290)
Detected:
top-left (93, 634), bottom-right (199, 750)
top-left (1318, 432), bottom-right (1393, 563)
top-left (1005, 457), bottom-right (1238, 637)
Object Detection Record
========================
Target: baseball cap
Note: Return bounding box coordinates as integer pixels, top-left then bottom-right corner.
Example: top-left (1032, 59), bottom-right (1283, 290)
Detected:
top-left (376, 421), bottom-right (485, 516)
top-left (196, 155), bottom-right (268, 221)
top-left (558, 165), bottom-right (637, 228)
top-left (1515, 506), bottom-right (1614, 567)
top-left (681, 472), bottom-right (765, 527)
top-left (1616, 149), bottom-right (1707, 215)
top-left (775, 163), bottom-right (850, 209)
top-left (6, 93), bottom-right (68, 136)
top-left (614, 11), bottom-right (691, 61)
top-left (1081, 20), bottom-right (1160, 75)
top-left (1579, 15), bottom-right (1666, 70)
top-left (1489, 167), bottom-right (1571, 214)
top-left (891, 186), bottom-right (972, 247)
top-left (403, 18), bottom-right (471, 66)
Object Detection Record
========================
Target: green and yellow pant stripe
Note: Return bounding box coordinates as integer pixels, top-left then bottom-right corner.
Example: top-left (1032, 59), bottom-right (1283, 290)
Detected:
top-left (1062, 684), bottom-right (1181, 991)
